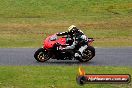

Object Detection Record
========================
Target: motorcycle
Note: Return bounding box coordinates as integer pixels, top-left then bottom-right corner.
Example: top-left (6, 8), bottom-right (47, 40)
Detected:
top-left (34, 33), bottom-right (95, 62)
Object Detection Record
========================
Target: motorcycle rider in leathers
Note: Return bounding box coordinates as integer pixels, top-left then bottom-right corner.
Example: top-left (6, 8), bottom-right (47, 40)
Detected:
top-left (56, 25), bottom-right (88, 58)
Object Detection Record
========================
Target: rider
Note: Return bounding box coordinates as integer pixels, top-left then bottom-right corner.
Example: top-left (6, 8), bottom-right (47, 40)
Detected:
top-left (56, 25), bottom-right (88, 58)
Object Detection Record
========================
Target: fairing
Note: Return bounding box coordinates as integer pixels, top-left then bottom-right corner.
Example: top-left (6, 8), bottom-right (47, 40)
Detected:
top-left (43, 34), bottom-right (66, 49)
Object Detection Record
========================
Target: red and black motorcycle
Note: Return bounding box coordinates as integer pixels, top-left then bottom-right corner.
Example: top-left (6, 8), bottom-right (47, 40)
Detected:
top-left (34, 34), bottom-right (95, 62)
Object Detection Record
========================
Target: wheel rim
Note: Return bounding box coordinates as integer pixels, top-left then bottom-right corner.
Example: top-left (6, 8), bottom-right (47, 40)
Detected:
top-left (37, 52), bottom-right (48, 61)
top-left (82, 50), bottom-right (93, 61)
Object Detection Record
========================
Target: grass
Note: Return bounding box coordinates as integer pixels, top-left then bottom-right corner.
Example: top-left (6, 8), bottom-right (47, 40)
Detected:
top-left (0, 0), bottom-right (132, 88)
top-left (0, 18), bottom-right (132, 48)
top-left (0, 66), bottom-right (131, 88)
top-left (0, 0), bottom-right (131, 47)
top-left (0, 1), bottom-right (131, 88)
top-left (0, 0), bottom-right (131, 21)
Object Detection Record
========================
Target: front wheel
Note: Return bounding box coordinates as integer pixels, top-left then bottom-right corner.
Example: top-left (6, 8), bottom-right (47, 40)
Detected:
top-left (34, 48), bottom-right (50, 62)
top-left (78, 46), bottom-right (95, 62)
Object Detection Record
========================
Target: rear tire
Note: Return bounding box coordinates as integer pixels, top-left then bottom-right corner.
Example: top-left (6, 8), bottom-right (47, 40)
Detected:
top-left (78, 46), bottom-right (95, 62)
top-left (34, 48), bottom-right (50, 62)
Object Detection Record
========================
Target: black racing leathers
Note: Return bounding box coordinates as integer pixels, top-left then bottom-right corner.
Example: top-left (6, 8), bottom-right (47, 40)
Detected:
top-left (56, 30), bottom-right (87, 50)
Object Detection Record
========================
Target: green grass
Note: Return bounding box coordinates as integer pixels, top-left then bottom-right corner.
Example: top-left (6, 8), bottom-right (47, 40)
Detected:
top-left (0, 0), bottom-right (131, 21)
top-left (0, 0), bottom-right (132, 47)
top-left (0, 1), bottom-right (131, 88)
top-left (0, 66), bottom-right (131, 88)
top-left (0, 25), bottom-right (131, 48)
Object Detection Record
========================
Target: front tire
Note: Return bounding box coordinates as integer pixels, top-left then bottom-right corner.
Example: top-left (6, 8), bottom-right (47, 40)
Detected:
top-left (78, 46), bottom-right (95, 62)
top-left (34, 48), bottom-right (50, 62)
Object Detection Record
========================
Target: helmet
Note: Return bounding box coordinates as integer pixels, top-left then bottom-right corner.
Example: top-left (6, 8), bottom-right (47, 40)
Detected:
top-left (68, 25), bottom-right (77, 33)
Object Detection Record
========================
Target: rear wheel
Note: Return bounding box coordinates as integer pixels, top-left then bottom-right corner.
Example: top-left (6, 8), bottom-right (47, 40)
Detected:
top-left (34, 48), bottom-right (50, 62)
top-left (78, 46), bottom-right (95, 62)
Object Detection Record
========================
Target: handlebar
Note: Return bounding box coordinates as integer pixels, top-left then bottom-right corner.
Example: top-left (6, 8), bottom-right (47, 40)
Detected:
top-left (62, 36), bottom-right (68, 38)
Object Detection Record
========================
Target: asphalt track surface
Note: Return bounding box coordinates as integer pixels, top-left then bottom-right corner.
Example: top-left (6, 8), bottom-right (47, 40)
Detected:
top-left (0, 48), bottom-right (132, 66)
